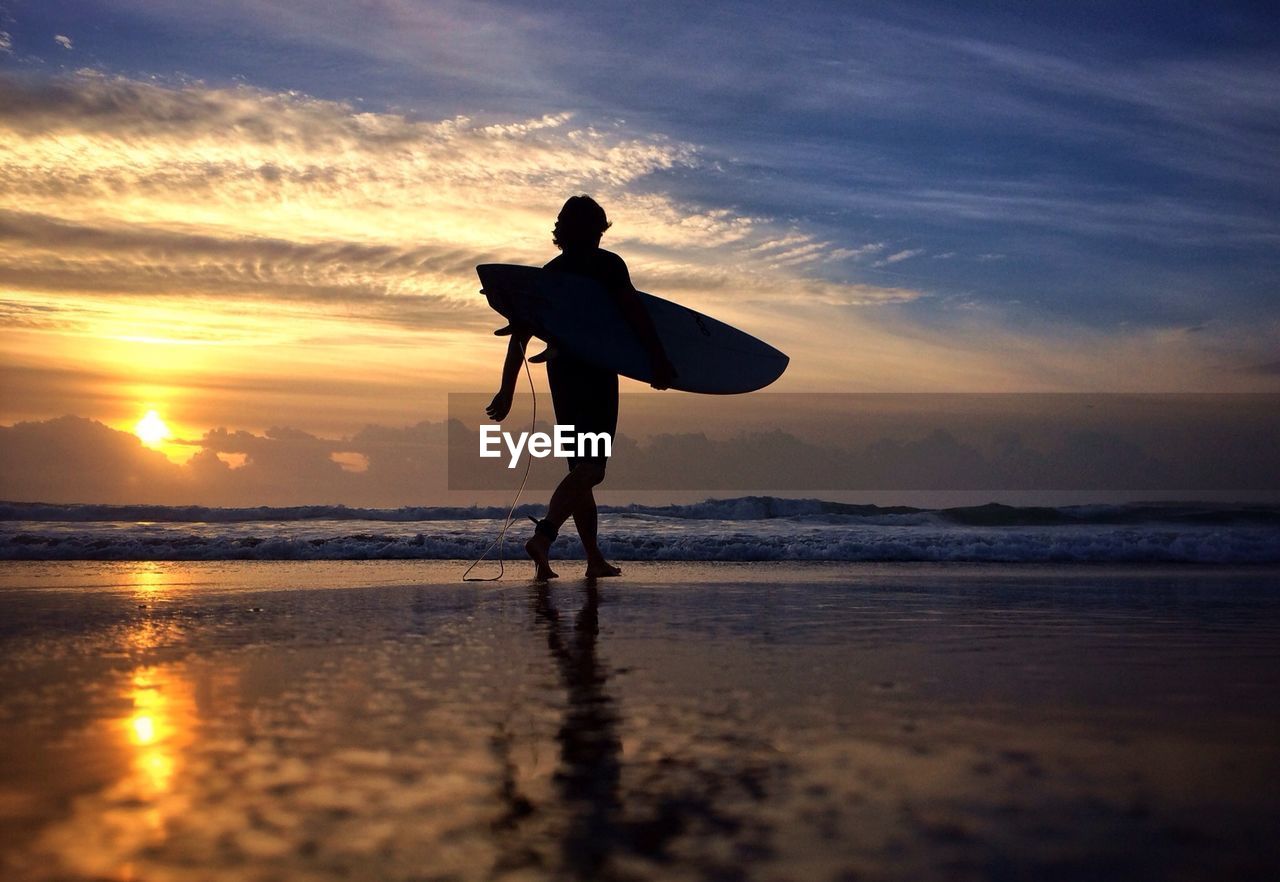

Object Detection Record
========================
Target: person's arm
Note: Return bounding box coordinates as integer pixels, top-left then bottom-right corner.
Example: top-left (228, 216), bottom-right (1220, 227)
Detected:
top-left (609, 262), bottom-right (676, 389)
top-left (487, 325), bottom-right (533, 421)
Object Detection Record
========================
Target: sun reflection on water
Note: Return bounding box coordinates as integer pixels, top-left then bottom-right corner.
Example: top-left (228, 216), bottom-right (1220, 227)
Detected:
top-left (114, 569), bottom-right (200, 845)
top-left (128, 563), bottom-right (170, 597)
top-left (32, 654), bottom-right (202, 878)
top-left (125, 667), bottom-right (187, 801)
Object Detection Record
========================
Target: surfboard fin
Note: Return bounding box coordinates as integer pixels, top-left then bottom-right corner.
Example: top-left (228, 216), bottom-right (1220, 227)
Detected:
top-left (528, 344), bottom-right (558, 364)
top-left (494, 324), bottom-right (513, 336)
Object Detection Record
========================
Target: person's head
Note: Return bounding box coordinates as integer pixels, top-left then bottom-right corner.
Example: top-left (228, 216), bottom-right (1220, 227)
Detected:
top-left (553, 195), bottom-right (611, 251)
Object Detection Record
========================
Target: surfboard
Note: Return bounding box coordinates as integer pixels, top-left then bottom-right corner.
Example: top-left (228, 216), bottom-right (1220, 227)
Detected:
top-left (477, 264), bottom-right (788, 394)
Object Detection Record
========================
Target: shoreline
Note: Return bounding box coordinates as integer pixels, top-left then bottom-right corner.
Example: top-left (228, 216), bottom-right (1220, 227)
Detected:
top-left (3, 562), bottom-right (1279, 880)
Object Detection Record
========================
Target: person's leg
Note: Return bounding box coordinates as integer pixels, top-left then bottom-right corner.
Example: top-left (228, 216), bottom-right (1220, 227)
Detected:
top-left (525, 463), bottom-right (602, 581)
top-left (533, 359), bottom-right (619, 580)
top-left (571, 487), bottom-right (598, 557)
top-left (577, 371), bottom-right (619, 578)
top-left (530, 359), bottom-right (585, 581)
top-left (572, 473), bottom-right (621, 579)
top-left (526, 462), bottom-right (621, 580)
top-left (546, 462), bottom-right (603, 533)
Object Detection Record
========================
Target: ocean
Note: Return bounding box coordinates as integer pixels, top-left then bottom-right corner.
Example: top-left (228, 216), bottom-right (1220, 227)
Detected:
top-left (2, 496), bottom-right (1279, 563)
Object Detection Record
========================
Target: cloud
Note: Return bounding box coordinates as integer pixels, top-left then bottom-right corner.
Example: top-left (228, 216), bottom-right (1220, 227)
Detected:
top-left (53, 35), bottom-right (73, 50)
top-left (873, 248), bottom-right (924, 267)
top-left (926, 33), bottom-right (1280, 186)
top-left (1242, 359), bottom-right (1280, 376)
top-left (49, 2), bottom-right (1279, 338)
top-left (0, 416), bottom-right (184, 504)
top-left (5, 403), bottom-right (1277, 506)
top-left (0, 416), bottom-right (452, 505)
top-left (0, 71), bottom-right (919, 326)
top-left (3, 46), bottom-right (1275, 445)
top-left (0, 69), bottom-right (952, 438)
top-left (0, 31), bottom-right (12, 53)
top-left (827, 243), bottom-right (886, 262)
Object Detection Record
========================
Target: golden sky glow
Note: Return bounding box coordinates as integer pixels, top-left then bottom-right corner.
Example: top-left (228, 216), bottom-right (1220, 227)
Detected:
top-left (3, 70), bottom-right (1277, 482)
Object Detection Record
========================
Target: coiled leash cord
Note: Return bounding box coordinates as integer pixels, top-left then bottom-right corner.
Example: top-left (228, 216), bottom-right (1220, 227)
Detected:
top-left (462, 338), bottom-right (536, 582)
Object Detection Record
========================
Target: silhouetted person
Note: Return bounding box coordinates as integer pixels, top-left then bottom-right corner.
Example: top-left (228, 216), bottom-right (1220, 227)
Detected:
top-left (488, 196), bottom-right (675, 580)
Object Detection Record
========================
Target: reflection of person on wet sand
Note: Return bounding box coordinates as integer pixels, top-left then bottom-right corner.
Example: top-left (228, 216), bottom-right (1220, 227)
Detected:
top-left (487, 196), bottom-right (676, 581)
top-left (488, 583), bottom-right (621, 878)
top-left (535, 583), bottom-right (622, 877)
top-left (488, 583), bottom-right (779, 879)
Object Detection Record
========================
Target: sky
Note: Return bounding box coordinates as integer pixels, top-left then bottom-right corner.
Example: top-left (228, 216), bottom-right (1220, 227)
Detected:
top-left (1, 0), bottom-right (1278, 502)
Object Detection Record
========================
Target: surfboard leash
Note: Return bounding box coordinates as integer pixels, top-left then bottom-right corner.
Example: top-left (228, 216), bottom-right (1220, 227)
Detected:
top-left (462, 337), bottom-right (536, 582)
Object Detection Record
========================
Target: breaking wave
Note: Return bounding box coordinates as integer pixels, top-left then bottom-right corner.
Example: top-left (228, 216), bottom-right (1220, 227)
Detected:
top-left (3, 497), bottom-right (1277, 526)
top-left (2, 496), bottom-right (1277, 563)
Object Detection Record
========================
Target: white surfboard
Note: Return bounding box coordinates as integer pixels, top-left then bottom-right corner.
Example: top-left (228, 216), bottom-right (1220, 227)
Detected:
top-left (477, 264), bottom-right (788, 394)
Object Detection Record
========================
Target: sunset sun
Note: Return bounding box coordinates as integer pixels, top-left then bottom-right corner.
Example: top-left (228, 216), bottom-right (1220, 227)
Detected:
top-left (134, 410), bottom-right (172, 448)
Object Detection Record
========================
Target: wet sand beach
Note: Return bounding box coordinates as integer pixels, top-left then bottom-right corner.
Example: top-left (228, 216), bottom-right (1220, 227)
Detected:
top-left (2, 561), bottom-right (1279, 881)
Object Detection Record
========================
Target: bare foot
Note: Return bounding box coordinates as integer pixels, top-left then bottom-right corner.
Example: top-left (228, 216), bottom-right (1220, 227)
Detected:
top-left (585, 557), bottom-right (622, 579)
top-left (525, 534), bottom-right (559, 581)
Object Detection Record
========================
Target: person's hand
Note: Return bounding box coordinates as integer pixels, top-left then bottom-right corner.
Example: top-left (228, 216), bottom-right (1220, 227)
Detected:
top-left (486, 388), bottom-right (514, 421)
top-left (649, 352), bottom-right (677, 390)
